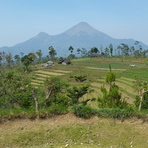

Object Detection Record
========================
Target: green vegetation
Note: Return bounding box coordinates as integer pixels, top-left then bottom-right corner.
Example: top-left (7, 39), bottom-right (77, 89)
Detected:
top-left (0, 53), bottom-right (148, 120)
top-left (0, 44), bottom-right (148, 147)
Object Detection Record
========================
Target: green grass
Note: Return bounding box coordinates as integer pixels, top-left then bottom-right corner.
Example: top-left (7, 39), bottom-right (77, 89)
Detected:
top-left (118, 68), bottom-right (148, 81)
top-left (0, 114), bottom-right (147, 148)
top-left (72, 57), bottom-right (145, 69)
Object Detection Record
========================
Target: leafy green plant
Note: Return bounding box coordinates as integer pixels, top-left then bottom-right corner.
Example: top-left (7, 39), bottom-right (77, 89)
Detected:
top-left (74, 74), bottom-right (87, 82)
top-left (72, 104), bottom-right (95, 119)
top-left (49, 104), bottom-right (69, 115)
top-left (98, 65), bottom-right (128, 109)
top-left (105, 64), bottom-right (116, 89)
top-left (43, 76), bottom-right (69, 107)
top-left (96, 107), bottom-right (135, 120)
top-left (52, 95), bottom-right (72, 106)
top-left (67, 85), bottom-right (89, 104)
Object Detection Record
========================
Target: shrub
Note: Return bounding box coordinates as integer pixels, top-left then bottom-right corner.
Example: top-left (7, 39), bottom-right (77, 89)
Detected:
top-left (53, 95), bottom-right (72, 106)
top-left (72, 105), bottom-right (95, 119)
top-left (49, 105), bottom-right (69, 115)
top-left (96, 107), bottom-right (135, 121)
top-left (98, 84), bottom-right (128, 108)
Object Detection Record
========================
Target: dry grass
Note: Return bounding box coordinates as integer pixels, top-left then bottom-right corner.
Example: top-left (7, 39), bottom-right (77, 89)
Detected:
top-left (36, 70), bottom-right (65, 75)
top-left (34, 73), bottom-right (51, 77)
top-left (51, 70), bottom-right (72, 73)
top-left (0, 113), bottom-right (148, 148)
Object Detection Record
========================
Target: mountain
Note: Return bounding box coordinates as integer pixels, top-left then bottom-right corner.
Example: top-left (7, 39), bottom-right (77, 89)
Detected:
top-left (0, 22), bottom-right (148, 57)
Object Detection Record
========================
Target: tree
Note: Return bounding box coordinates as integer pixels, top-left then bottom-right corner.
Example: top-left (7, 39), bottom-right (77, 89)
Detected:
top-left (104, 47), bottom-right (109, 57)
top-left (43, 76), bottom-right (68, 107)
top-left (81, 48), bottom-right (88, 57)
top-left (28, 52), bottom-right (36, 63)
top-left (100, 45), bottom-right (103, 55)
top-left (0, 68), bottom-right (33, 109)
top-left (68, 46), bottom-right (74, 54)
top-left (5, 53), bottom-right (13, 67)
top-left (77, 48), bottom-right (88, 57)
top-left (48, 46), bottom-right (57, 61)
top-left (134, 41), bottom-right (139, 50)
top-left (14, 55), bottom-right (21, 65)
top-left (133, 76), bottom-right (148, 111)
top-left (141, 49), bottom-right (148, 58)
top-left (21, 53), bottom-right (35, 72)
top-left (74, 75), bottom-right (87, 82)
top-left (135, 91), bottom-right (148, 109)
top-left (133, 42), bottom-right (147, 58)
top-left (105, 64), bottom-right (116, 89)
top-left (98, 84), bottom-right (124, 108)
top-left (31, 88), bottom-right (39, 113)
top-left (0, 52), bottom-right (39, 110)
top-left (0, 52), bottom-right (6, 74)
top-left (117, 43), bottom-right (130, 56)
top-left (90, 47), bottom-right (99, 54)
top-left (73, 67), bottom-right (87, 82)
top-left (0, 52), bottom-right (13, 67)
top-left (130, 46), bottom-right (135, 55)
top-left (77, 48), bottom-right (81, 56)
top-left (98, 65), bottom-right (128, 108)
top-left (109, 44), bottom-right (113, 57)
top-left (67, 85), bottom-right (90, 105)
top-left (20, 52), bottom-right (24, 57)
top-left (36, 49), bottom-right (43, 63)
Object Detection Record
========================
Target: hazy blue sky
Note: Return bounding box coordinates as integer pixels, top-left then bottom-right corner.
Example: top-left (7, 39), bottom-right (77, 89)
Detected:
top-left (0, 0), bottom-right (148, 47)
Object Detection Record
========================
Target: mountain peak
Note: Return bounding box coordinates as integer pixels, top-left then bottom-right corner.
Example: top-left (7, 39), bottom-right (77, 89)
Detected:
top-left (77, 21), bottom-right (91, 26)
top-left (36, 32), bottom-right (49, 38)
top-left (64, 22), bottom-right (99, 36)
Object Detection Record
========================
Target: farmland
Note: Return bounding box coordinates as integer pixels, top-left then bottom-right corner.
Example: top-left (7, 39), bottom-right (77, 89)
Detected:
top-left (31, 57), bottom-right (148, 105)
top-left (0, 57), bottom-right (148, 148)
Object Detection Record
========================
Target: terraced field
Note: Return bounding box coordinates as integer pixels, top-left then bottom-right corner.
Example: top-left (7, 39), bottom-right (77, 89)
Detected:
top-left (31, 64), bottom-right (138, 106)
top-left (32, 68), bottom-right (72, 87)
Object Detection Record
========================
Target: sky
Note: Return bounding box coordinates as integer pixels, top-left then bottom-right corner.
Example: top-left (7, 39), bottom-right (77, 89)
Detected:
top-left (0, 0), bottom-right (148, 47)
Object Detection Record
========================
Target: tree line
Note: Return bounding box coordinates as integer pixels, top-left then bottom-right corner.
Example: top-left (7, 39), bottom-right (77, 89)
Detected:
top-left (1, 41), bottom-right (148, 71)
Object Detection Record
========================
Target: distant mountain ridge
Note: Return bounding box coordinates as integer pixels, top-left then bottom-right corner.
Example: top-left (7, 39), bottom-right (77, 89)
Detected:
top-left (0, 22), bottom-right (148, 56)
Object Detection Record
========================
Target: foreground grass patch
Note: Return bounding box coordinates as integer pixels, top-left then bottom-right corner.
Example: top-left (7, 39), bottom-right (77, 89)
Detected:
top-left (0, 114), bottom-right (147, 148)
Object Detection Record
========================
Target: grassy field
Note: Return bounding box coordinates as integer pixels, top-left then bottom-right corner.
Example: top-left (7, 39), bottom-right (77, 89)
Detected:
top-left (0, 57), bottom-right (148, 148)
top-left (0, 113), bottom-right (148, 148)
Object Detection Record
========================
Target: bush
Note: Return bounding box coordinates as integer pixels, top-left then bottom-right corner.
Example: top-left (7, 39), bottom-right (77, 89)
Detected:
top-left (53, 95), bottom-right (72, 106)
top-left (72, 105), bottom-right (95, 119)
top-left (49, 105), bottom-right (69, 115)
top-left (96, 107), bottom-right (135, 121)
